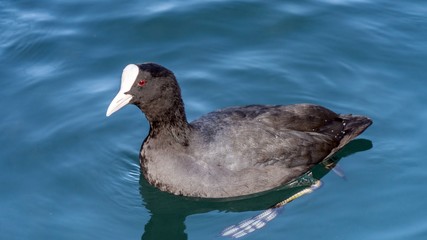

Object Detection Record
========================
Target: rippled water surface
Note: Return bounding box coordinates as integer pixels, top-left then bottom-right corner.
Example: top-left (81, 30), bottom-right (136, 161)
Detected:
top-left (1, 0), bottom-right (427, 239)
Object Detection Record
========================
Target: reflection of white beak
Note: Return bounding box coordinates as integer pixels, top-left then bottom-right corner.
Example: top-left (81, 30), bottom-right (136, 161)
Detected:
top-left (106, 91), bottom-right (133, 117)
top-left (106, 64), bottom-right (140, 117)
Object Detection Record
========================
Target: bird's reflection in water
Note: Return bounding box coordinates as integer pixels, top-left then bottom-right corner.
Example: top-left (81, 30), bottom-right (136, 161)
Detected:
top-left (139, 139), bottom-right (372, 240)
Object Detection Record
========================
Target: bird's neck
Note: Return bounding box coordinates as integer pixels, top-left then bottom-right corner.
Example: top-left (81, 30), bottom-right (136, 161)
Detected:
top-left (144, 99), bottom-right (190, 146)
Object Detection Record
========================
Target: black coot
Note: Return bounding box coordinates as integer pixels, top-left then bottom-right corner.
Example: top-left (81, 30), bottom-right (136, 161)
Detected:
top-left (106, 63), bottom-right (372, 198)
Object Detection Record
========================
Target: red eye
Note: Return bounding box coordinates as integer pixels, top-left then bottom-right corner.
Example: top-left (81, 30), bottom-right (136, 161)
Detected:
top-left (138, 80), bottom-right (147, 87)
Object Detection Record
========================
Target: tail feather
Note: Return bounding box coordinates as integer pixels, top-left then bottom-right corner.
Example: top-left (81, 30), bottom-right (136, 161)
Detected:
top-left (325, 115), bottom-right (372, 159)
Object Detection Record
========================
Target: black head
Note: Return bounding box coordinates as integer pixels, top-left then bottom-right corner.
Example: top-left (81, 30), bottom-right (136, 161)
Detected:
top-left (106, 63), bottom-right (183, 119)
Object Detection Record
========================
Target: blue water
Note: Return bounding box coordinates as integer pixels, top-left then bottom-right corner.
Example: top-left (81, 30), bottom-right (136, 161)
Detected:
top-left (1, 0), bottom-right (426, 239)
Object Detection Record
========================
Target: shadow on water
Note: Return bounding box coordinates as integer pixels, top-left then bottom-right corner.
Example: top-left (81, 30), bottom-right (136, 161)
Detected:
top-left (139, 139), bottom-right (373, 240)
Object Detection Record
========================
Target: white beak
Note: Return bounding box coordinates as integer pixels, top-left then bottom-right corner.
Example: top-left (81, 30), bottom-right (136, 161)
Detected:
top-left (106, 91), bottom-right (133, 117)
top-left (106, 64), bottom-right (140, 117)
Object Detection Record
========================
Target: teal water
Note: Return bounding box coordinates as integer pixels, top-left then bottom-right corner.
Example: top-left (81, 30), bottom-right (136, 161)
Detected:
top-left (1, 0), bottom-right (426, 239)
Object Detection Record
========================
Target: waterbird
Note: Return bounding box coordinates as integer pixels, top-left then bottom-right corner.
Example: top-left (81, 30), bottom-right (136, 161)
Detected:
top-left (106, 63), bottom-right (372, 199)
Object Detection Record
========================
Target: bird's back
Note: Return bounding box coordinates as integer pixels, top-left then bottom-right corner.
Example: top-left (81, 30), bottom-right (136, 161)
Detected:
top-left (180, 103), bottom-right (372, 197)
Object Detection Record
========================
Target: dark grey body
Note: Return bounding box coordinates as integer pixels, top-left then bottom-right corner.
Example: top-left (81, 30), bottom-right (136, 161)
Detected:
top-left (109, 63), bottom-right (372, 198)
top-left (140, 103), bottom-right (371, 198)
